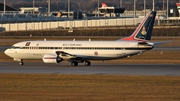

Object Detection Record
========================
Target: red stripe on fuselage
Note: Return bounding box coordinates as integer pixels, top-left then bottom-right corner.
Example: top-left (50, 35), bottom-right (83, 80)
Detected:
top-left (43, 57), bottom-right (56, 59)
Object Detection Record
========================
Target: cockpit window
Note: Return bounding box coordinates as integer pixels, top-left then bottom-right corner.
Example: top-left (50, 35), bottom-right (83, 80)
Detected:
top-left (10, 46), bottom-right (21, 49)
top-left (10, 46), bottom-right (15, 49)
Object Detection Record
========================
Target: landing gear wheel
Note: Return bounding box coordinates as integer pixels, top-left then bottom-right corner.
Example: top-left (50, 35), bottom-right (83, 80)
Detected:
top-left (71, 61), bottom-right (78, 66)
top-left (84, 61), bottom-right (91, 66)
top-left (19, 62), bottom-right (24, 66)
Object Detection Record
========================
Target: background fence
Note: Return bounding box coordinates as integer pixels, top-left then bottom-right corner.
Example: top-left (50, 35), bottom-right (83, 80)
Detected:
top-left (1, 18), bottom-right (180, 32)
top-left (0, 18), bottom-right (143, 31)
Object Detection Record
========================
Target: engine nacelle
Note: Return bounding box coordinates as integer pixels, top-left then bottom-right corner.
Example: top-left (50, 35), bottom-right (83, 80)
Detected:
top-left (42, 54), bottom-right (62, 63)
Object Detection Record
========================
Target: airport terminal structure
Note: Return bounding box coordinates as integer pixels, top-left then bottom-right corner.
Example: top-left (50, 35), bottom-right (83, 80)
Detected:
top-left (0, 2), bottom-right (180, 32)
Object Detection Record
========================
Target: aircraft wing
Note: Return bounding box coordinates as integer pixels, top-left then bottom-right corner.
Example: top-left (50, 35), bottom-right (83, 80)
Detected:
top-left (56, 51), bottom-right (74, 57)
top-left (43, 51), bottom-right (84, 64)
top-left (55, 51), bottom-right (85, 61)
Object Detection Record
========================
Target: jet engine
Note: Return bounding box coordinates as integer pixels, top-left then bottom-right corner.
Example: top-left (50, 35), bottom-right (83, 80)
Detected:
top-left (42, 54), bottom-right (62, 63)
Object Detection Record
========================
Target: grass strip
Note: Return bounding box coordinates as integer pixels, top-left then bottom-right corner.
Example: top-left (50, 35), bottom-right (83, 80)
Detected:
top-left (0, 74), bottom-right (180, 101)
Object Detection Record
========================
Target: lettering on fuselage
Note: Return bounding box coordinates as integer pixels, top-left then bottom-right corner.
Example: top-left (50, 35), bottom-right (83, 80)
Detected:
top-left (63, 44), bottom-right (82, 46)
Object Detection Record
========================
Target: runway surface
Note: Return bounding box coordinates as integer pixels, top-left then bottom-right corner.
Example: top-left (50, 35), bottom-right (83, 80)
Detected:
top-left (0, 62), bottom-right (180, 76)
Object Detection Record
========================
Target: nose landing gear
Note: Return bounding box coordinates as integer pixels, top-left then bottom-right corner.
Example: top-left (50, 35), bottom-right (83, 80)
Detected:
top-left (13, 58), bottom-right (24, 66)
top-left (19, 61), bottom-right (24, 65)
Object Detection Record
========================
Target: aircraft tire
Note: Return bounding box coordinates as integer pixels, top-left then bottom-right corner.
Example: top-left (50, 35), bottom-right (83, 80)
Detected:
top-left (71, 61), bottom-right (78, 66)
top-left (84, 61), bottom-right (91, 66)
top-left (19, 62), bottom-right (24, 66)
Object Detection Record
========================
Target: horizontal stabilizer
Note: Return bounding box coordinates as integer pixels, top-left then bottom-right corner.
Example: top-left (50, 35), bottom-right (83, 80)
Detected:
top-left (153, 40), bottom-right (172, 45)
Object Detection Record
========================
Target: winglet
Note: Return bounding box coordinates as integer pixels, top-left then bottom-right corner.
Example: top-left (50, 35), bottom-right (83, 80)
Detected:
top-left (121, 11), bottom-right (157, 41)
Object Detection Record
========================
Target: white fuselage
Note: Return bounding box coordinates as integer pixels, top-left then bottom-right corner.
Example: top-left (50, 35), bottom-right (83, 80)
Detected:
top-left (4, 40), bottom-right (153, 61)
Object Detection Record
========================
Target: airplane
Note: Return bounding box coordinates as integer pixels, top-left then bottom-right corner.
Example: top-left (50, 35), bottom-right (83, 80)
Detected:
top-left (99, 2), bottom-right (125, 16)
top-left (101, 3), bottom-right (108, 8)
top-left (5, 11), bottom-right (161, 66)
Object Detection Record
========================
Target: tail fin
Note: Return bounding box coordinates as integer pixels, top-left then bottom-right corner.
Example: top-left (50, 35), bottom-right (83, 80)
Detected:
top-left (176, 3), bottom-right (180, 9)
top-left (121, 11), bottom-right (156, 41)
top-left (101, 3), bottom-right (108, 8)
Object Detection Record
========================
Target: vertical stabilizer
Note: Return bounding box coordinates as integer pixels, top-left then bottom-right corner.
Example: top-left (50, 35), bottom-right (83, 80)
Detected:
top-left (121, 11), bottom-right (156, 41)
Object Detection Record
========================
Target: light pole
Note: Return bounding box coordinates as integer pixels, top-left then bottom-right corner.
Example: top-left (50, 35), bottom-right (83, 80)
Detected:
top-left (120, 0), bottom-right (122, 7)
top-left (33, 0), bottom-right (35, 14)
top-left (48, 0), bottom-right (50, 16)
top-left (163, 0), bottom-right (164, 10)
top-left (134, 0), bottom-right (136, 18)
top-left (98, 0), bottom-right (99, 17)
top-left (68, 0), bottom-right (70, 18)
top-left (167, 0), bottom-right (169, 18)
top-left (153, 0), bottom-right (154, 11)
top-left (46, 8), bottom-right (47, 29)
top-left (4, 0), bottom-right (6, 13)
top-left (57, 1), bottom-right (58, 11)
top-left (144, 0), bottom-right (146, 16)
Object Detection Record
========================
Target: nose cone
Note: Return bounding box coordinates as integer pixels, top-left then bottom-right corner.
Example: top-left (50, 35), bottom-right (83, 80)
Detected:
top-left (4, 49), bottom-right (8, 55)
top-left (4, 49), bottom-right (11, 57)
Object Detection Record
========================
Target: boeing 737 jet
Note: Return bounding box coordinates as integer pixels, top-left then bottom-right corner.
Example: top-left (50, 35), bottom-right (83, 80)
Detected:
top-left (5, 11), bottom-right (159, 66)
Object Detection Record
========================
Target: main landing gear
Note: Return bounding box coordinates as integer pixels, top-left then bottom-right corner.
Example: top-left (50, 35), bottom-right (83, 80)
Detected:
top-left (71, 61), bottom-right (78, 66)
top-left (17, 59), bottom-right (91, 66)
top-left (84, 61), bottom-right (91, 66)
top-left (70, 61), bottom-right (91, 66)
